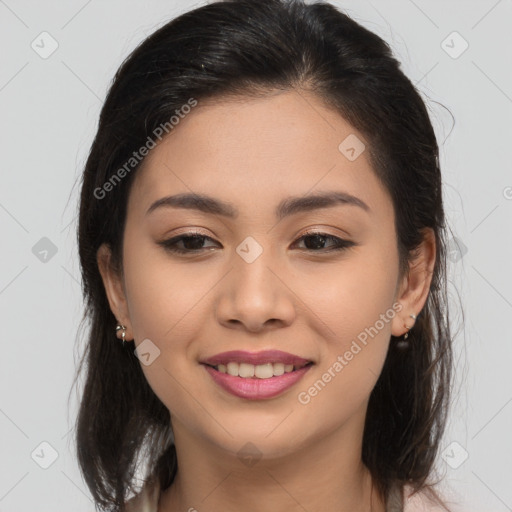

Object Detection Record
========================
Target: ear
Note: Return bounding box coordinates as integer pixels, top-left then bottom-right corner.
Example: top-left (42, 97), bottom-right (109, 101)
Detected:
top-left (97, 243), bottom-right (133, 341)
top-left (391, 228), bottom-right (436, 337)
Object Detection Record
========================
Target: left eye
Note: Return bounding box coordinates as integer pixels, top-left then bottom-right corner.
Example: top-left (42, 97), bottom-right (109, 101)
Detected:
top-left (293, 232), bottom-right (355, 252)
top-left (158, 231), bottom-right (355, 255)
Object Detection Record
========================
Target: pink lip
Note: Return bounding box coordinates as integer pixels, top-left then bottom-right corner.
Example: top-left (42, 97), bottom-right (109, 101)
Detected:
top-left (200, 350), bottom-right (312, 367)
top-left (202, 363), bottom-right (313, 400)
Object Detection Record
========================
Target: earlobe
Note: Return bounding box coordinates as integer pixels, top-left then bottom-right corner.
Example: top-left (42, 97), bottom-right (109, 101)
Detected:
top-left (96, 244), bottom-right (133, 340)
top-left (391, 228), bottom-right (436, 338)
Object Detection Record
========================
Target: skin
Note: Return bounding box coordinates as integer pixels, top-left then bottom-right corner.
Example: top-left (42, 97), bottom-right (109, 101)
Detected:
top-left (97, 89), bottom-right (436, 512)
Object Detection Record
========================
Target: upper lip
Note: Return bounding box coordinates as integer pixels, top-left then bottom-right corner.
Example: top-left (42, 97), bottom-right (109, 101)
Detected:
top-left (200, 350), bottom-right (313, 368)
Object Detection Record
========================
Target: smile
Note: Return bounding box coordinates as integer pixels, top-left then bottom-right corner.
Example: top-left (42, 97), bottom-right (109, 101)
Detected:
top-left (202, 362), bottom-right (314, 400)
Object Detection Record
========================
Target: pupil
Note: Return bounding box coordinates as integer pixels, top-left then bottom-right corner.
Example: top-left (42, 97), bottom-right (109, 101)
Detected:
top-left (184, 235), bottom-right (204, 250)
top-left (305, 234), bottom-right (326, 250)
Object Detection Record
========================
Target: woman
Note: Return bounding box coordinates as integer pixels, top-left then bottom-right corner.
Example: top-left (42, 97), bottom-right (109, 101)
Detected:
top-left (73, 0), bottom-right (455, 510)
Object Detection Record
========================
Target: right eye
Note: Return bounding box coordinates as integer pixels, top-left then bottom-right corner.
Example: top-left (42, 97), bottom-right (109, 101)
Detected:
top-left (158, 233), bottom-right (220, 255)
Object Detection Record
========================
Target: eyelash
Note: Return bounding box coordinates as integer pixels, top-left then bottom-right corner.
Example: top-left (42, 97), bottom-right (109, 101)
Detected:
top-left (158, 230), bottom-right (356, 255)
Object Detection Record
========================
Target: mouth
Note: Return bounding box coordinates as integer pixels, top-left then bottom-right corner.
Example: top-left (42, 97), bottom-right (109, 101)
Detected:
top-left (202, 361), bottom-right (314, 378)
top-left (199, 350), bottom-right (315, 379)
top-left (201, 357), bottom-right (315, 400)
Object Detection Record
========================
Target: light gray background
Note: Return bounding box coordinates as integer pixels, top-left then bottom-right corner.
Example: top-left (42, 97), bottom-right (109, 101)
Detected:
top-left (1, 0), bottom-right (511, 511)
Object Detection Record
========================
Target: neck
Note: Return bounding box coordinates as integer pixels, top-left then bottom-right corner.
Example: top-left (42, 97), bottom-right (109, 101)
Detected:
top-left (158, 416), bottom-right (387, 512)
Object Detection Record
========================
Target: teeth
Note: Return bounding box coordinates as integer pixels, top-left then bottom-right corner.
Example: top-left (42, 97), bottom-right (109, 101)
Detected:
top-left (239, 363), bottom-right (255, 378)
top-left (215, 361), bottom-right (300, 378)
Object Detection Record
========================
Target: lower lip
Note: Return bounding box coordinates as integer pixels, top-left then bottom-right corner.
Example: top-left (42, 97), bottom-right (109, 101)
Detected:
top-left (202, 364), bottom-right (313, 400)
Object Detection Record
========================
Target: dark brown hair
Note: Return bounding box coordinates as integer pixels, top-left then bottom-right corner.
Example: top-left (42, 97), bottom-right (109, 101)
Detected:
top-left (71, 0), bottom-right (454, 510)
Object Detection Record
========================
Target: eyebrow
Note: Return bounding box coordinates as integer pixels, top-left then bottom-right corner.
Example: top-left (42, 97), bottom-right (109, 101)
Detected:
top-left (145, 190), bottom-right (370, 220)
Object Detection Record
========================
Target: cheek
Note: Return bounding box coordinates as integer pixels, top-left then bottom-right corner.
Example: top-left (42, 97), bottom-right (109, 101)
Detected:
top-left (122, 233), bottom-right (206, 340)
top-left (299, 246), bottom-right (399, 403)
top-left (120, 234), bottom-right (218, 406)
top-left (120, 243), bottom-right (197, 412)
top-left (302, 246), bottom-right (399, 338)
top-left (296, 277), bottom-right (397, 423)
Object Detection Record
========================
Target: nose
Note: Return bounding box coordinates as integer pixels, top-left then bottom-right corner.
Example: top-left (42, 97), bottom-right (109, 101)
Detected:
top-left (215, 252), bottom-right (296, 333)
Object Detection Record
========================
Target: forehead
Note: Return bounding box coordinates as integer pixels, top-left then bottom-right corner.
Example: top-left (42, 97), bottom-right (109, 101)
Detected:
top-left (128, 90), bottom-right (392, 222)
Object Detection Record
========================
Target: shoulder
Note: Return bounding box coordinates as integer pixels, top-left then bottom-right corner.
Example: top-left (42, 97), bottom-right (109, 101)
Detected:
top-left (403, 483), bottom-right (448, 512)
top-left (124, 479), bottom-right (160, 512)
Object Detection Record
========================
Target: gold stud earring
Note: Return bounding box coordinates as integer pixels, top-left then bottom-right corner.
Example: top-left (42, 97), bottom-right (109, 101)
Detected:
top-left (402, 314), bottom-right (417, 340)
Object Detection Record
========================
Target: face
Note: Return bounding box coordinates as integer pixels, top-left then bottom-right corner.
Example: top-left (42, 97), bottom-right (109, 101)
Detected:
top-left (98, 89), bottom-right (421, 463)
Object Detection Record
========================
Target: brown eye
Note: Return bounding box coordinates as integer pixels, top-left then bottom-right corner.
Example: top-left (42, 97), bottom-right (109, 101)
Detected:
top-left (159, 233), bottom-right (219, 254)
top-left (293, 232), bottom-right (356, 252)
top-left (158, 231), bottom-right (356, 256)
